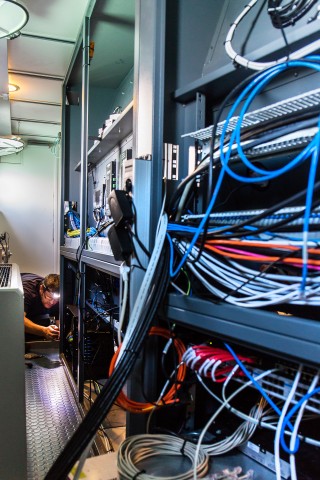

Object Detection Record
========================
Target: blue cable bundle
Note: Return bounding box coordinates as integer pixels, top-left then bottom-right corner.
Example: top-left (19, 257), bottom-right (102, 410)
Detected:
top-left (167, 56), bottom-right (320, 288)
top-left (67, 210), bottom-right (80, 230)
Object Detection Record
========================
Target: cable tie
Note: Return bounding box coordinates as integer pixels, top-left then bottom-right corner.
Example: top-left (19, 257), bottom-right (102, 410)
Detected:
top-left (180, 439), bottom-right (188, 456)
top-left (133, 469), bottom-right (146, 479)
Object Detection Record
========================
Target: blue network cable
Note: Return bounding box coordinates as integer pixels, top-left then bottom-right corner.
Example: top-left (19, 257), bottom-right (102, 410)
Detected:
top-left (301, 144), bottom-right (319, 290)
top-left (280, 386), bottom-right (320, 454)
top-left (224, 342), bottom-right (298, 451)
top-left (67, 210), bottom-right (80, 230)
top-left (220, 61), bottom-right (320, 183)
top-left (168, 165), bottom-right (227, 278)
top-left (219, 57), bottom-right (320, 291)
top-left (168, 56), bottom-right (320, 283)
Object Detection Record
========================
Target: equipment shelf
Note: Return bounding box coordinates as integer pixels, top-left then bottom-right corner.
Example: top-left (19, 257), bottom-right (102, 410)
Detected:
top-left (166, 293), bottom-right (320, 366)
top-left (75, 101), bottom-right (133, 171)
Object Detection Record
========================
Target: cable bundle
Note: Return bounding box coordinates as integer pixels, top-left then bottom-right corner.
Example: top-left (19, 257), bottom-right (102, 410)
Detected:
top-left (267, 0), bottom-right (318, 28)
top-left (182, 345), bottom-right (254, 382)
top-left (202, 402), bottom-right (266, 457)
top-left (175, 240), bottom-right (320, 308)
top-left (45, 215), bottom-right (170, 480)
top-left (224, 0), bottom-right (320, 70)
top-left (117, 433), bottom-right (209, 480)
top-left (109, 326), bottom-right (187, 413)
top-left (167, 57), bottom-right (320, 308)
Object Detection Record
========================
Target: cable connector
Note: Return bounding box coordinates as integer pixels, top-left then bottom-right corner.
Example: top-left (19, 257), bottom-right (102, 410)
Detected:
top-left (204, 466), bottom-right (254, 479)
top-left (120, 263), bottom-right (130, 281)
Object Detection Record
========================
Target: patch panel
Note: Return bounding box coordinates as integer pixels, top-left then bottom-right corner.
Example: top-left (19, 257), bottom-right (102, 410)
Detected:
top-left (182, 87), bottom-right (320, 141)
top-left (182, 205), bottom-right (320, 228)
top-left (234, 365), bottom-right (320, 415)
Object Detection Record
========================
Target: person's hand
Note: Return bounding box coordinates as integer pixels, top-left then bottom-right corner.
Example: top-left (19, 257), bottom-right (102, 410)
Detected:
top-left (43, 324), bottom-right (60, 341)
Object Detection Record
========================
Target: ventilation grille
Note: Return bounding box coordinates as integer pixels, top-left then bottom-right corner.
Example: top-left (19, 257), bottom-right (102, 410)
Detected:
top-left (0, 264), bottom-right (12, 287)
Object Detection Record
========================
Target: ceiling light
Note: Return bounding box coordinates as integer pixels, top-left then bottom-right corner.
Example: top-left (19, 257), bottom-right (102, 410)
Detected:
top-left (0, 136), bottom-right (24, 156)
top-left (8, 83), bottom-right (19, 93)
top-left (0, 1), bottom-right (29, 40)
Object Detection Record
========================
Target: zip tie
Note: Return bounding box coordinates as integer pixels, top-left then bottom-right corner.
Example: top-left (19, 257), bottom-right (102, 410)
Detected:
top-left (133, 469), bottom-right (146, 479)
top-left (180, 439), bottom-right (188, 456)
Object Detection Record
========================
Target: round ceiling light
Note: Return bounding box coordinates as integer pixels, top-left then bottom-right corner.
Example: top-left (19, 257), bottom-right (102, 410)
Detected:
top-left (0, 1), bottom-right (29, 39)
top-left (8, 83), bottom-right (19, 92)
top-left (0, 136), bottom-right (24, 156)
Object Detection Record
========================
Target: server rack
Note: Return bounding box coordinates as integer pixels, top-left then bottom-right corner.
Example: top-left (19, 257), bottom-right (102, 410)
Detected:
top-left (57, 0), bottom-right (320, 478)
top-left (155, 3), bottom-right (320, 478)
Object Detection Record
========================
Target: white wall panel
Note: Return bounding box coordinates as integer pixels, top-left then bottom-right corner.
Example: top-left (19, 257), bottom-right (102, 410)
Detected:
top-left (0, 145), bottom-right (59, 276)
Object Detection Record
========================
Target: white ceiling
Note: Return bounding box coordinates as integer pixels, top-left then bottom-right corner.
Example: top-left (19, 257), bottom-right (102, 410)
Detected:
top-left (0, 0), bottom-right (135, 146)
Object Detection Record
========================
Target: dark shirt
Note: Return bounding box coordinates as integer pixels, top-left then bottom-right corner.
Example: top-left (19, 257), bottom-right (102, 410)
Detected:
top-left (21, 273), bottom-right (59, 322)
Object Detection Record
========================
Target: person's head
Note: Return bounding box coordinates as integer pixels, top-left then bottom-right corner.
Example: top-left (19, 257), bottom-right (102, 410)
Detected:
top-left (39, 273), bottom-right (60, 308)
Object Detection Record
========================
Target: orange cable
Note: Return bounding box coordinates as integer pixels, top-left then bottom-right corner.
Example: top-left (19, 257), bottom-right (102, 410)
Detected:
top-left (109, 326), bottom-right (187, 413)
top-left (203, 243), bottom-right (320, 266)
top-left (205, 239), bottom-right (320, 255)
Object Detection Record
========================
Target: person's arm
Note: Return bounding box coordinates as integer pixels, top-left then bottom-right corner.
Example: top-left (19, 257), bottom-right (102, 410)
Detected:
top-left (24, 314), bottom-right (59, 340)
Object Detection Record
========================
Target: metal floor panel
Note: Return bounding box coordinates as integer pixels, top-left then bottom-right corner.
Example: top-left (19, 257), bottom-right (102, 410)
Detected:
top-left (25, 344), bottom-right (83, 480)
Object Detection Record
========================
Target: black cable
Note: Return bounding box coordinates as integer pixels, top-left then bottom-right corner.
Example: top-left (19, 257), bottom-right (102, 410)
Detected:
top-left (130, 200), bottom-right (151, 257)
top-left (222, 246), bottom-right (303, 302)
top-left (241, 0), bottom-right (268, 56)
top-left (44, 242), bottom-right (171, 480)
top-left (92, 220), bottom-right (114, 237)
top-left (76, 239), bottom-right (87, 264)
top-left (130, 232), bottom-right (147, 272)
top-left (213, 198), bottom-right (320, 239)
top-left (268, 0), bottom-right (318, 27)
top-left (129, 229), bottom-right (151, 258)
top-left (239, 116), bottom-right (318, 153)
top-left (187, 179), bottom-right (320, 238)
top-left (167, 155), bottom-right (209, 217)
top-left (197, 67), bottom-right (274, 263)
top-left (169, 106), bottom-right (318, 223)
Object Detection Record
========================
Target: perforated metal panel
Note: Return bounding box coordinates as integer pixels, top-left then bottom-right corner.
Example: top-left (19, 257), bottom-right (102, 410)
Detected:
top-left (25, 351), bottom-right (83, 480)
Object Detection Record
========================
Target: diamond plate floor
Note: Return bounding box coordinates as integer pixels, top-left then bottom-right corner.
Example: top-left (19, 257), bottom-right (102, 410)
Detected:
top-left (25, 343), bottom-right (83, 480)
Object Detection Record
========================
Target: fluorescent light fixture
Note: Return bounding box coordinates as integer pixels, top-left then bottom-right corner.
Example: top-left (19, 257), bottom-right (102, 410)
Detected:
top-left (0, 136), bottom-right (24, 156)
top-left (0, 1), bottom-right (29, 39)
top-left (8, 83), bottom-right (19, 92)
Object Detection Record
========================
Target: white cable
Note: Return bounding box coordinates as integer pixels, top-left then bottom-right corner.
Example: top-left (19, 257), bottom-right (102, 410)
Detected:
top-left (224, 0), bottom-right (320, 70)
top-left (116, 213), bottom-right (168, 365)
top-left (72, 439), bottom-right (94, 480)
top-left (193, 369), bottom-right (276, 480)
top-left (170, 280), bottom-right (188, 295)
top-left (289, 371), bottom-right (319, 480)
top-left (117, 433), bottom-right (209, 480)
top-left (187, 256), bottom-right (317, 307)
top-left (196, 372), bottom-right (224, 405)
top-left (175, 240), bottom-right (320, 307)
top-left (146, 362), bottom-right (184, 434)
top-left (274, 365), bottom-right (302, 480)
top-left (219, 368), bottom-right (320, 449)
top-left (117, 263), bottom-right (130, 346)
top-left (179, 239), bottom-right (305, 286)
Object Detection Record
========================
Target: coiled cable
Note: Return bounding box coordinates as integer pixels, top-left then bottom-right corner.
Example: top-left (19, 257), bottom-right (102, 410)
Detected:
top-left (117, 433), bottom-right (209, 480)
top-left (109, 326), bottom-right (187, 413)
